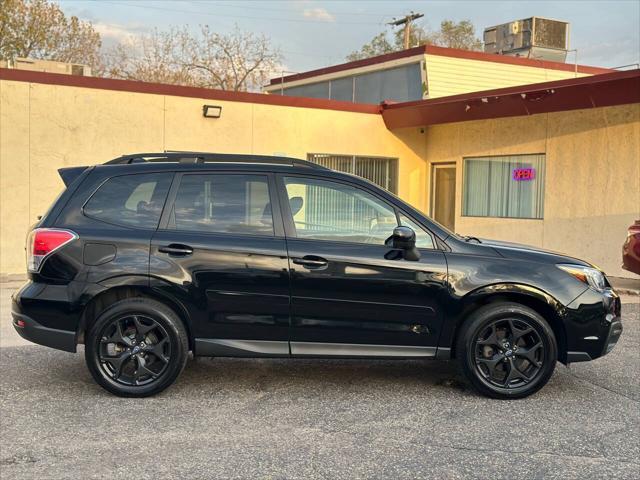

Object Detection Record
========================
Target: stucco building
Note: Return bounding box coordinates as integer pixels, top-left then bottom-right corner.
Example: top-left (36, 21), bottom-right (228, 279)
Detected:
top-left (1, 45), bottom-right (639, 279)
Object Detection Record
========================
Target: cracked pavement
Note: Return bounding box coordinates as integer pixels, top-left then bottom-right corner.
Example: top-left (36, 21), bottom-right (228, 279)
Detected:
top-left (1, 280), bottom-right (638, 479)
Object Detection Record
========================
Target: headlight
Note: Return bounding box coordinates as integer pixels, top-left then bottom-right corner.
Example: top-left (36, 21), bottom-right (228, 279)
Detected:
top-left (557, 264), bottom-right (607, 292)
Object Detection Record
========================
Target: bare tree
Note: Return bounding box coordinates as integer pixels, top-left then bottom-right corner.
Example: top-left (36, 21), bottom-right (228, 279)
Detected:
top-left (0, 0), bottom-right (101, 67)
top-left (103, 25), bottom-right (282, 92)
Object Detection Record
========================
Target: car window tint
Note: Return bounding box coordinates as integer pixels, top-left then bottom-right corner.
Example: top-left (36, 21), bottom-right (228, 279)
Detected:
top-left (84, 173), bottom-right (172, 229)
top-left (399, 214), bottom-right (435, 249)
top-left (171, 174), bottom-right (273, 236)
top-left (284, 177), bottom-right (397, 245)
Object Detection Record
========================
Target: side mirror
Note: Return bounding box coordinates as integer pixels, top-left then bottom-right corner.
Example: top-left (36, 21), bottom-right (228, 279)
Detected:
top-left (389, 226), bottom-right (420, 261)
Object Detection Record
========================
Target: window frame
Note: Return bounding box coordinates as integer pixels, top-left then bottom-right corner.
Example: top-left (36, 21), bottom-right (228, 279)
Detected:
top-left (157, 171), bottom-right (285, 238)
top-left (275, 173), bottom-right (439, 250)
top-left (461, 153), bottom-right (546, 220)
top-left (306, 153), bottom-right (399, 193)
top-left (82, 172), bottom-right (175, 231)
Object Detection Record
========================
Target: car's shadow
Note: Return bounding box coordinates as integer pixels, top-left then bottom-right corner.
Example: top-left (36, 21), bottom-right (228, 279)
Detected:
top-left (0, 344), bottom-right (473, 397)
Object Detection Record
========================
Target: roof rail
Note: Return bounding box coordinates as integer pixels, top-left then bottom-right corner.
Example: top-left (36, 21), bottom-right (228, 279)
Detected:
top-left (104, 151), bottom-right (327, 169)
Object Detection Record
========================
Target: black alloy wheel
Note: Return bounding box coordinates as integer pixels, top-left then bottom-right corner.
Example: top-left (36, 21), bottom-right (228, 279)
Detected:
top-left (473, 317), bottom-right (545, 389)
top-left (98, 314), bottom-right (171, 386)
top-left (85, 297), bottom-right (188, 397)
top-left (457, 302), bottom-right (557, 399)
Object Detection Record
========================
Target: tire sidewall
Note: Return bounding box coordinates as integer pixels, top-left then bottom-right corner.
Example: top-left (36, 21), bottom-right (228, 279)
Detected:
top-left (85, 298), bottom-right (188, 397)
top-left (458, 303), bottom-right (558, 399)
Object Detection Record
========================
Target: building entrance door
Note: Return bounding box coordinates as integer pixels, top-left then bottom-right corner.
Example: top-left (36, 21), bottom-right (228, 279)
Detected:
top-left (431, 164), bottom-right (456, 232)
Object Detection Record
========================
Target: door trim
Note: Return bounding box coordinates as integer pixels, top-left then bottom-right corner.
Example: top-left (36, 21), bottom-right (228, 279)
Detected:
top-left (195, 339), bottom-right (290, 357)
top-left (291, 342), bottom-right (437, 357)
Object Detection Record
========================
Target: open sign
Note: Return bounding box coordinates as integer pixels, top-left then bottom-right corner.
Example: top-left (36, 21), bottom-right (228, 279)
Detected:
top-left (513, 168), bottom-right (536, 181)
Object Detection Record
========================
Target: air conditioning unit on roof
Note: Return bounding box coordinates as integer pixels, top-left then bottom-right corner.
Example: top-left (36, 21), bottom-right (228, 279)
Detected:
top-left (483, 17), bottom-right (569, 63)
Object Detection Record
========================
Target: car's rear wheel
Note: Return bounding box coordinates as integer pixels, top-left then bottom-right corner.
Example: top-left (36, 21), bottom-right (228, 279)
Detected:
top-left (85, 297), bottom-right (188, 397)
top-left (456, 302), bottom-right (557, 399)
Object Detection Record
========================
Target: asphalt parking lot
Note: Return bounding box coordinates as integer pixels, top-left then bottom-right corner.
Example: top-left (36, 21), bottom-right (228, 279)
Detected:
top-left (1, 280), bottom-right (638, 480)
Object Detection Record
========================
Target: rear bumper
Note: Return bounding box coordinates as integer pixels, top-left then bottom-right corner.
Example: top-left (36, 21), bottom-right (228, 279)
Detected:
top-left (11, 281), bottom-right (79, 353)
top-left (12, 309), bottom-right (76, 352)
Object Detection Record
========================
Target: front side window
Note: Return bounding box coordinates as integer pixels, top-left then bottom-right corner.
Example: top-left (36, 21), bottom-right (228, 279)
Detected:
top-left (84, 173), bottom-right (172, 229)
top-left (169, 174), bottom-right (273, 236)
top-left (463, 154), bottom-right (545, 219)
top-left (284, 177), bottom-right (397, 245)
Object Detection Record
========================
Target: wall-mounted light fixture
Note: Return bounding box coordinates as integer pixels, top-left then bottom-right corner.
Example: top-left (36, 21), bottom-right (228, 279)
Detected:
top-left (203, 105), bottom-right (222, 118)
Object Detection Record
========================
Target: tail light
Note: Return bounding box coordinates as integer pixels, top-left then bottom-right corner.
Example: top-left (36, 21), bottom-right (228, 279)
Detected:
top-left (26, 228), bottom-right (78, 273)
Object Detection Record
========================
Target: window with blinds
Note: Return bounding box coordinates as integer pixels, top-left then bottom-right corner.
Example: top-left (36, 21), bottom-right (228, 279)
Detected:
top-left (462, 154), bottom-right (545, 219)
top-left (307, 154), bottom-right (398, 193)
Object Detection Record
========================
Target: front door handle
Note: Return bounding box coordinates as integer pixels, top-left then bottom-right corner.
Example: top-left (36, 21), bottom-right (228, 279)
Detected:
top-left (292, 256), bottom-right (328, 269)
top-left (158, 244), bottom-right (193, 256)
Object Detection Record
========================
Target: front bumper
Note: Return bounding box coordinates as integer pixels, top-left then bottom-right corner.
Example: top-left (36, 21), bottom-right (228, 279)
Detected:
top-left (565, 287), bottom-right (622, 363)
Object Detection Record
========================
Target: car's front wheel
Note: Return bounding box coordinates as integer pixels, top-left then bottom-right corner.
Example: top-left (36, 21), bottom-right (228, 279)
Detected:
top-left (456, 302), bottom-right (557, 399)
top-left (85, 297), bottom-right (189, 397)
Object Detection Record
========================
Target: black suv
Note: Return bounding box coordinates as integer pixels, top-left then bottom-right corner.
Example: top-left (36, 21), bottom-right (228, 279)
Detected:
top-left (12, 153), bottom-right (622, 398)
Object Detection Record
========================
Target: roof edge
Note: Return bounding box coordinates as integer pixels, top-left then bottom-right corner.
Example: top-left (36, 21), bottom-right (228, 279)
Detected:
top-left (0, 68), bottom-right (381, 114)
top-left (269, 44), bottom-right (613, 86)
top-left (381, 69), bottom-right (640, 129)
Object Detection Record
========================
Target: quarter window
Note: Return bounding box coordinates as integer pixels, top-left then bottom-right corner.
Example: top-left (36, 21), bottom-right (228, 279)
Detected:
top-left (463, 154), bottom-right (545, 219)
top-left (398, 214), bottom-right (435, 249)
top-left (84, 173), bottom-right (172, 229)
top-left (169, 174), bottom-right (273, 236)
top-left (284, 177), bottom-right (397, 245)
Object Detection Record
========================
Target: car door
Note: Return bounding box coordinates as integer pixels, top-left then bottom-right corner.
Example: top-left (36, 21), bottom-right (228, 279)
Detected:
top-left (150, 171), bottom-right (291, 357)
top-left (276, 174), bottom-right (449, 357)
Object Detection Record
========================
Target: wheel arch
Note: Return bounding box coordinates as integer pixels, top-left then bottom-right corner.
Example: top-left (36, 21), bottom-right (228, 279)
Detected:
top-left (76, 284), bottom-right (194, 351)
top-left (446, 284), bottom-right (568, 364)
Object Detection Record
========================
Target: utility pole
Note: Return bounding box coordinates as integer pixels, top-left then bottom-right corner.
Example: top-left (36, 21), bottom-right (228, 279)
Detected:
top-left (388, 12), bottom-right (424, 50)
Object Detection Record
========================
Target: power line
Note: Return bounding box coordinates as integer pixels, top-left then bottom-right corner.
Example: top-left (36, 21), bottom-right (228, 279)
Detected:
top-left (99, 1), bottom-right (386, 26)
top-left (123, 0), bottom-right (402, 18)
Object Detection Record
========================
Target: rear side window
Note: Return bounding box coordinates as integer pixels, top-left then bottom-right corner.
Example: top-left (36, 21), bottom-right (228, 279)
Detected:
top-left (168, 174), bottom-right (273, 236)
top-left (84, 173), bottom-right (172, 229)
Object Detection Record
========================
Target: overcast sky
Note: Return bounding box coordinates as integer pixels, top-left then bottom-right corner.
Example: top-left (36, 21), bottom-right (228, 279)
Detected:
top-left (59, 0), bottom-right (640, 73)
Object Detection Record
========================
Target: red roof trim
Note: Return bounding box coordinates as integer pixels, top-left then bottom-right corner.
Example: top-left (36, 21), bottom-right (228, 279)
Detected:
top-left (0, 68), bottom-right (380, 114)
top-left (381, 70), bottom-right (640, 129)
top-left (269, 45), bottom-right (612, 86)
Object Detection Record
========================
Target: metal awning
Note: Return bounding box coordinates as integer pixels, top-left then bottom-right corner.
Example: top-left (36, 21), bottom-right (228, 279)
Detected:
top-left (381, 70), bottom-right (640, 129)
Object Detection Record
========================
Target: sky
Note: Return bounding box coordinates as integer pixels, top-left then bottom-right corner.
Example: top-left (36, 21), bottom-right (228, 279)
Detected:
top-left (59, 0), bottom-right (640, 74)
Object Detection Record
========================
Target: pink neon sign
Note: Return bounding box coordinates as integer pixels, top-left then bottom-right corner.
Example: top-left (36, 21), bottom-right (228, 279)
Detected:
top-left (512, 168), bottom-right (536, 181)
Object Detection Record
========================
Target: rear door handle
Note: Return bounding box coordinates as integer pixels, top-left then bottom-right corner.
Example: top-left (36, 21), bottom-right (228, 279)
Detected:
top-left (292, 256), bottom-right (328, 269)
top-left (158, 244), bottom-right (193, 256)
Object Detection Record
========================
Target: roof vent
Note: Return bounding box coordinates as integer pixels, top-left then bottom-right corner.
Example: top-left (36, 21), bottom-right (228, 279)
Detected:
top-left (483, 17), bottom-right (569, 62)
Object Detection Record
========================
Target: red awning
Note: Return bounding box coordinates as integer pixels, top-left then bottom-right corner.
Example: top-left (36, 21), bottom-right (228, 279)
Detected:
top-left (381, 70), bottom-right (640, 129)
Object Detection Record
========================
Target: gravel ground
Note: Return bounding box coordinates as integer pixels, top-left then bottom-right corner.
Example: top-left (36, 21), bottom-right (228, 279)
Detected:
top-left (1, 280), bottom-right (638, 479)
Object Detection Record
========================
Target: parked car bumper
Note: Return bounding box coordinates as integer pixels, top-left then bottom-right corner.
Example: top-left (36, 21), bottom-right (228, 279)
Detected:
top-left (565, 287), bottom-right (622, 363)
top-left (11, 281), bottom-right (79, 353)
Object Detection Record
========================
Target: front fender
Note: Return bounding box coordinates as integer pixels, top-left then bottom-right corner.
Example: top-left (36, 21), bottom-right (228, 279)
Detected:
top-left (437, 282), bottom-right (571, 359)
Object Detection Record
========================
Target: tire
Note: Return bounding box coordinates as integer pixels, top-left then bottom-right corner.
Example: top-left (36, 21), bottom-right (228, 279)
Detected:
top-left (85, 297), bottom-right (189, 397)
top-left (456, 302), bottom-right (557, 399)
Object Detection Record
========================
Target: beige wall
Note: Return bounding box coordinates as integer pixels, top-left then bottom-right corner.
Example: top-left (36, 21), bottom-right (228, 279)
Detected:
top-left (1, 78), bottom-right (638, 280)
top-left (423, 104), bottom-right (640, 278)
top-left (0, 79), bottom-right (428, 275)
